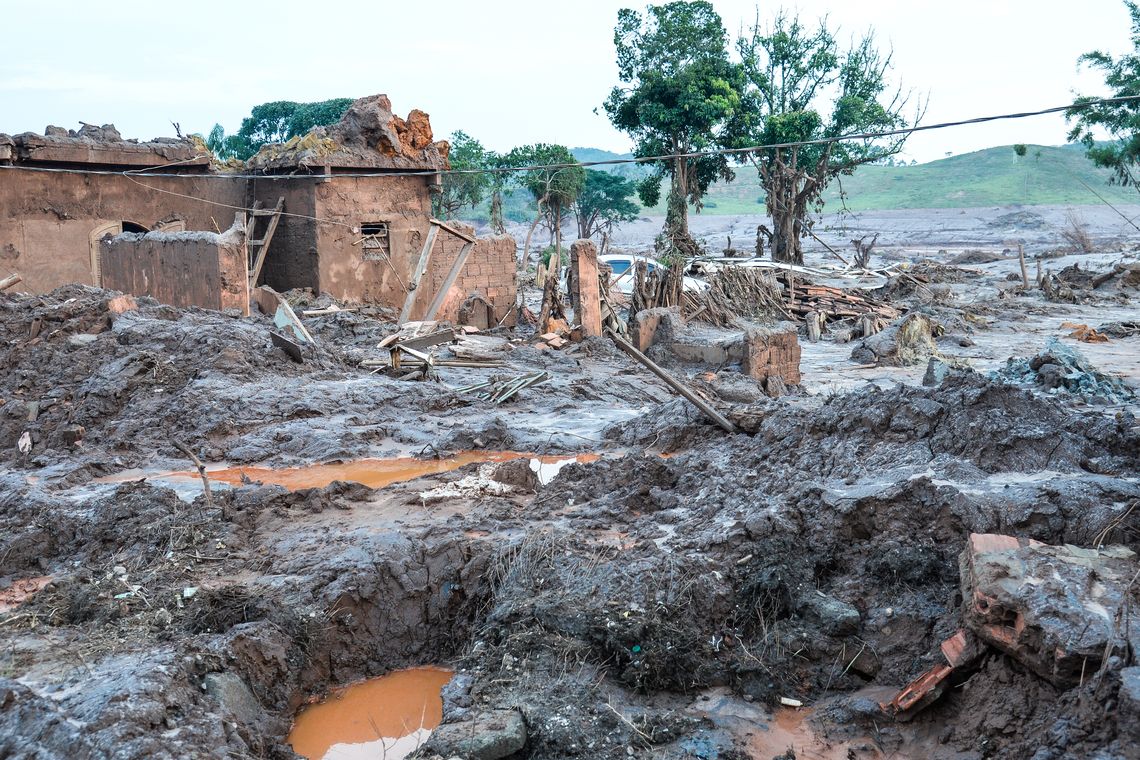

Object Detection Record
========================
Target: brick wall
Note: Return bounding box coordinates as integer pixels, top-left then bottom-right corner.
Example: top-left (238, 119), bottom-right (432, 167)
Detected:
top-left (414, 224), bottom-right (517, 325)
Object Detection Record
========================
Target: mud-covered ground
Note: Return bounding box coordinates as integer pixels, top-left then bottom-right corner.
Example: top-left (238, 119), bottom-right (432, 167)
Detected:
top-left (1, 212), bottom-right (1138, 760)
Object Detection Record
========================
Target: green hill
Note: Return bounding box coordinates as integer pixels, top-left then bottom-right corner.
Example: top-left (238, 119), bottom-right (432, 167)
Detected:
top-left (583, 144), bottom-right (1140, 214)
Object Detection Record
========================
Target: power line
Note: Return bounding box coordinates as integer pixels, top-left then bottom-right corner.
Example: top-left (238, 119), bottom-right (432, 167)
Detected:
top-left (1, 95), bottom-right (1137, 181)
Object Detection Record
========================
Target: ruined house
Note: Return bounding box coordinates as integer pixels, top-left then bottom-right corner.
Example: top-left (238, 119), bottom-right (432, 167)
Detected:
top-left (0, 96), bottom-right (517, 325)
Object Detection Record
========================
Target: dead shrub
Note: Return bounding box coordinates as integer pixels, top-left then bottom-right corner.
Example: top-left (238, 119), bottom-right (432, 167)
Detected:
top-left (1061, 210), bottom-right (1095, 253)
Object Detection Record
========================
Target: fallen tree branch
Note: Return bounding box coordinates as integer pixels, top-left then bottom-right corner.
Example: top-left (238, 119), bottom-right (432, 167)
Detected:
top-left (171, 438), bottom-right (219, 517)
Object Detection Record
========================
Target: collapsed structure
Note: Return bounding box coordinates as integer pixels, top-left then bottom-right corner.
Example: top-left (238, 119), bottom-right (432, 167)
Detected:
top-left (0, 96), bottom-right (517, 326)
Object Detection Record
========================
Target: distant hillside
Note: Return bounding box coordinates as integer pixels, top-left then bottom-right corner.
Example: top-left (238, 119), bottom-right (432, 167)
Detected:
top-left (581, 144), bottom-right (1140, 214)
top-left (569, 147), bottom-right (650, 182)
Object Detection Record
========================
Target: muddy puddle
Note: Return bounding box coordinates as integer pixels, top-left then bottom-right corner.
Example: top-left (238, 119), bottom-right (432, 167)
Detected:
top-left (289, 666), bottom-right (452, 760)
top-left (104, 450), bottom-right (602, 493)
top-left (692, 688), bottom-right (923, 759)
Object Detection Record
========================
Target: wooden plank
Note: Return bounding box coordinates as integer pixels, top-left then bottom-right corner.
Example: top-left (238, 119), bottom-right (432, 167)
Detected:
top-left (423, 240), bottom-right (475, 321)
top-left (398, 223), bottom-right (439, 324)
top-left (606, 328), bottom-right (737, 433)
top-left (249, 197), bottom-right (283, 288)
top-left (0, 272), bottom-right (22, 291)
top-left (429, 218), bottom-right (477, 244)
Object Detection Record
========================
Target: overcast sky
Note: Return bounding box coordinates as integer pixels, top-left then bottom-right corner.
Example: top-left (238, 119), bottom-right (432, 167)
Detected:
top-left (1, 0), bottom-right (1132, 164)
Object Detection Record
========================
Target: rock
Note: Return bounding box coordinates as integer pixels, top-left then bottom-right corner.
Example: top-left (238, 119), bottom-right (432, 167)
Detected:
top-left (67, 333), bottom-right (99, 347)
top-left (424, 709), bottom-right (526, 760)
top-left (202, 672), bottom-right (262, 725)
top-left (796, 589), bottom-right (860, 636)
top-left (1119, 667), bottom-right (1140, 741)
top-left (960, 533), bottom-right (1140, 687)
top-left (922, 357), bottom-right (949, 387)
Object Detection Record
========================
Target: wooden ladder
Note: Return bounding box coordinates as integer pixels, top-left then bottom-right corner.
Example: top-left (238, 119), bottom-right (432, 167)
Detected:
top-left (247, 197), bottom-right (284, 288)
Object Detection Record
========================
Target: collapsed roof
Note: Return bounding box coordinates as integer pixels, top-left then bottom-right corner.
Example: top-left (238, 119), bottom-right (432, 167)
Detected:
top-left (245, 94), bottom-right (449, 173)
top-left (0, 95), bottom-right (450, 174)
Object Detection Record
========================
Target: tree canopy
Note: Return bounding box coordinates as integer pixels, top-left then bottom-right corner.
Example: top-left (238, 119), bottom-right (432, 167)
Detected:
top-left (573, 170), bottom-right (640, 244)
top-left (434, 130), bottom-right (493, 220)
top-left (205, 98), bottom-right (354, 161)
top-left (1067, 0), bottom-right (1140, 189)
top-left (738, 12), bottom-right (918, 263)
top-left (604, 1), bottom-right (747, 256)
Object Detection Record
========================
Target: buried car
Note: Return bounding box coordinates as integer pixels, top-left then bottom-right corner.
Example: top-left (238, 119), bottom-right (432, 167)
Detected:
top-left (598, 253), bottom-right (709, 295)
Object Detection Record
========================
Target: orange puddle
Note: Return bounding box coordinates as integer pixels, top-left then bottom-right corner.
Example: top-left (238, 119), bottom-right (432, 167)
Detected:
top-left (0, 576), bottom-right (53, 613)
top-left (751, 708), bottom-right (890, 759)
top-left (288, 666), bottom-right (453, 760)
top-left (164, 450), bottom-right (602, 492)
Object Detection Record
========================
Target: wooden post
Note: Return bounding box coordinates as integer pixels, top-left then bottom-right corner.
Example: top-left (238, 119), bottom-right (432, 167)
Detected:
top-left (606, 328), bottom-right (737, 433)
top-left (423, 240), bottom-right (475, 321)
top-left (570, 240), bottom-right (602, 338)
top-left (806, 311), bottom-right (821, 342)
top-left (1018, 244), bottom-right (1029, 288)
top-left (399, 223), bottom-right (440, 324)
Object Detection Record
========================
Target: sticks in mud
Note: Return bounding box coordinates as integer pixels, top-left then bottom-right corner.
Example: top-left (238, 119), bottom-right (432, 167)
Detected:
top-left (171, 438), bottom-right (219, 517)
top-left (605, 328), bottom-right (737, 433)
top-left (457, 372), bottom-right (549, 404)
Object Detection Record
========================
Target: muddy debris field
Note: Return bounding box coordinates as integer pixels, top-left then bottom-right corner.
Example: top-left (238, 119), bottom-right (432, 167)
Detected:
top-left (1, 238), bottom-right (1139, 760)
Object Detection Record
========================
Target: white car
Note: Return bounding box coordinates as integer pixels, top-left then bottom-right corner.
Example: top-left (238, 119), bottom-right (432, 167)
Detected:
top-left (597, 253), bottom-right (709, 295)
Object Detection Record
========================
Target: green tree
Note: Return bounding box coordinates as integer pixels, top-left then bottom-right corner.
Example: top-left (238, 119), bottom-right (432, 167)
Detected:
top-left (504, 143), bottom-right (586, 267)
top-left (434, 131), bottom-right (492, 220)
top-left (572, 170), bottom-right (640, 250)
top-left (1013, 143), bottom-right (1028, 157)
top-left (739, 12), bottom-right (920, 264)
top-left (207, 98), bottom-right (355, 161)
top-left (1067, 1), bottom-right (1140, 190)
top-left (604, 1), bottom-right (747, 257)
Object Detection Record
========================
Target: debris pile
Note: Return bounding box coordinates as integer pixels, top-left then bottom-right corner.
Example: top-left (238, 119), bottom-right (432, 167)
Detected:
top-left (993, 338), bottom-right (1135, 404)
top-left (246, 94), bottom-right (449, 172)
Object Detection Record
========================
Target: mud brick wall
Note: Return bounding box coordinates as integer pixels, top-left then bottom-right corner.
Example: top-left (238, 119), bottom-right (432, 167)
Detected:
top-left (414, 225), bottom-right (517, 325)
top-left (308, 175), bottom-right (435, 306)
top-left (0, 171), bottom-right (247, 293)
top-left (100, 223), bottom-right (249, 315)
top-left (741, 324), bottom-right (802, 386)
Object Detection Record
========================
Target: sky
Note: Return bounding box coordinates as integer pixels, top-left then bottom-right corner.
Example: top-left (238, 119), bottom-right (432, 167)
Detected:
top-left (0, 0), bottom-right (1133, 164)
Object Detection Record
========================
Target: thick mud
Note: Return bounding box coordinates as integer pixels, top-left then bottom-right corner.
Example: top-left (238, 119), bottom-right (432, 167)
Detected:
top-left (1, 226), bottom-right (1138, 760)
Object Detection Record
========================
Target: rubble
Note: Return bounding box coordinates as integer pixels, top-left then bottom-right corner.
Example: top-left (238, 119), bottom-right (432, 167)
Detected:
top-left (993, 337), bottom-right (1135, 404)
top-left (960, 533), bottom-right (1140, 687)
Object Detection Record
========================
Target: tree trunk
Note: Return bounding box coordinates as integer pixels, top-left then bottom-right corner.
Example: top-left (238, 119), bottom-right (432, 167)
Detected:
top-left (490, 190), bottom-right (504, 235)
top-left (522, 198), bottom-right (545, 267)
top-left (537, 202), bottom-right (566, 331)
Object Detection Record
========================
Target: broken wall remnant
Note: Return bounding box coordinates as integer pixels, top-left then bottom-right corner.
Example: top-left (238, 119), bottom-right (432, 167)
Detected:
top-left (741, 324), bottom-right (801, 393)
top-left (569, 239), bottom-right (602, 338)
top-left (100, 216), bottom-right (250, 315)
top-left (416, 226), bottom-right (516, 326)
top-left (628, 306), bottom-right (685, 353)
top-left (960, 533), bottom-right (1140, 687)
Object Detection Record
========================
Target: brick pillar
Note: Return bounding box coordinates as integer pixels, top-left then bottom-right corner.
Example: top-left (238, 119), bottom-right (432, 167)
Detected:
top-left (570, 239), bottom-right (602, 338)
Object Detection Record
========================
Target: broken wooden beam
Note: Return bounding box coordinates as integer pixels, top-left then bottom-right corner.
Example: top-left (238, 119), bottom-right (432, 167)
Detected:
top-left (0, 272), bottom-right (22, 291)
top-left (605, 327), bottom-right (737, 433)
